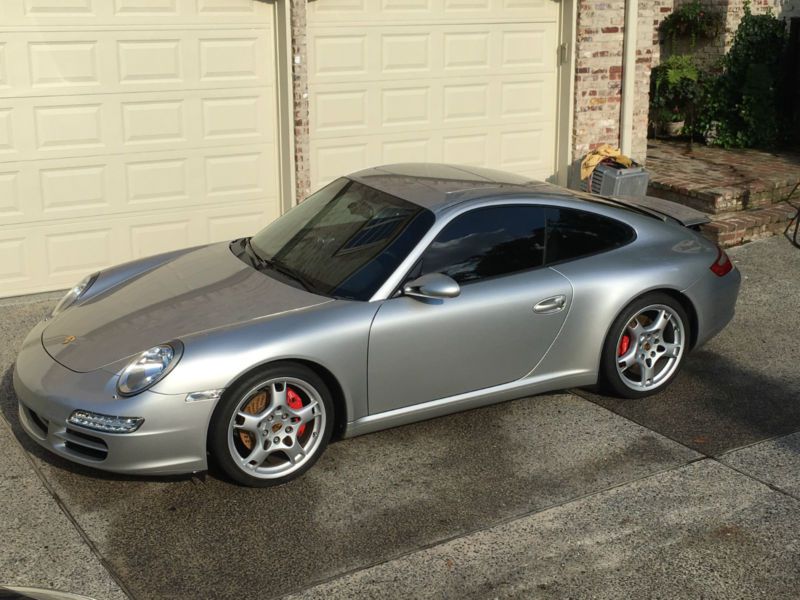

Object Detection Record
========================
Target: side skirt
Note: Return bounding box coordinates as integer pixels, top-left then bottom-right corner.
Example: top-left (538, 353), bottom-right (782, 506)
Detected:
top-left (342, 369), bottom-right (596, 438)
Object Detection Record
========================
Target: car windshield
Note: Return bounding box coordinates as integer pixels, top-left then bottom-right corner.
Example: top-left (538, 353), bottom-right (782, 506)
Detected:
top-left (249, 178), bottom-right (434, 300)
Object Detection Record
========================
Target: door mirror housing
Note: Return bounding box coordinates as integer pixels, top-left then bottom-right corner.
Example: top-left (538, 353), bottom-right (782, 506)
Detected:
top-left (403, 273), bottom-right (461, 300)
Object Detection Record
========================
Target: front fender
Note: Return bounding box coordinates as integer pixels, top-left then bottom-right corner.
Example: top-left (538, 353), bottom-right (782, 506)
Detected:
top-left (150, 300), bottom-right (380, 422)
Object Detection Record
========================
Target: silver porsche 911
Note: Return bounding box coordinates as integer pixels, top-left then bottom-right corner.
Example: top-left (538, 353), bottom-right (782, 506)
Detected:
top-left (14, 164), bottom-right (740, 486)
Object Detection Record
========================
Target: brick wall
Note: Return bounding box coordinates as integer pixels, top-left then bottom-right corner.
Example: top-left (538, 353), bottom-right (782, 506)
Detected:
top-left (290, 0), bottom-right (310, 203)
top-left (572, 0), bottom-right (668, 165)
top-left (664, 0), bottom-right (781, 69)
top-left (570, 0), bottom-right (787, 169)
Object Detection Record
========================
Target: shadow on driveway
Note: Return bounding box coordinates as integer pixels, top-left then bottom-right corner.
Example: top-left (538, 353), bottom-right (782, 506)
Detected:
top-left (578, 348), bottom-right (800, 456)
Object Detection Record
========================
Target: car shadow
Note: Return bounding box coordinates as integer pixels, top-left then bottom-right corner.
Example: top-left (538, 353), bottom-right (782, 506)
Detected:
top-left (578, 348), bottom-right (800, 456)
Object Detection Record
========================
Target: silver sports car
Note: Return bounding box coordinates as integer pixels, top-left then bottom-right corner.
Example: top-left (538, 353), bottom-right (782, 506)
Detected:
top-left (14, 164), bottom-right (740, 487)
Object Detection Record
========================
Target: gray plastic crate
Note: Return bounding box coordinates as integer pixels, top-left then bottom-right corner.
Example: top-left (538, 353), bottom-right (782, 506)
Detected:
top-left (581, 163), bottom-right (650, 197)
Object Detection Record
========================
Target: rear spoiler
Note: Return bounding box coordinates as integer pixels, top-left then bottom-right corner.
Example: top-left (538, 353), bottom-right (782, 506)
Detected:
top-left (606, 195), bottom-right (710, 228)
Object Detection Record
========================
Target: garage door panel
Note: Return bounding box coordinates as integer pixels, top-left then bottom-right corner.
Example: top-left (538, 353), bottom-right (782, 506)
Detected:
top-left (0, 108), bottom-right (16, 154)
top-left (40, 163), bottom-right (109, 213)
top-left (125, 157), bottom-right (191, 206)
top-left (207, 210), bottom-right (266, 241)
top-left (498, 126), bottom-right (554, 174)
top-left (442, 131), bottom-right (492, 168)
top-left (309, 23), bottom-right (556, 84)
top-left (308, 0), bottom-right (557, 23)
top-left (0, 198), bottom-right (278, 295)
top-left (311, 122), bottom-right (554, 190)
top-left (500, 25), bottom-right (555, 70)
top-left (28, 40), bottom-right (99, 88)
top-left (0, 0), bottom-right (273, 25)
top-left (442, 82), bottom-right (489, 122)
top-left (0, 145), bottom-right (277, 229)
top-left (0, 88), bottom-right (275, 161)
top-left (0, 2), bottom-right (281, 298)
top-left (0, 237), bottom-right (28, 287)
top-left (0, 28), bottom-right (274, 98)
top-left (381, 32), bottom-right (431, 73)
top-left (381, 86), bottom-right (432, 128)
top-left (500, 77), bottom-right (554, 121)
top-left (310, 73), bottom-right (556, 140)
top-left (313, 89), bottom-right (369, 134)
top-left (0, 170), bottom-right (23, 219)
top-left (0, 43), bottom-right (8, 88)
top-left (308, 1), bottom-right (561, 191)
top-left (380, 137), bottom-right (435, 164)
top-left (204, 149), bottom-right (272, 199)
top-left (118, 38), bottom-right (184, 85)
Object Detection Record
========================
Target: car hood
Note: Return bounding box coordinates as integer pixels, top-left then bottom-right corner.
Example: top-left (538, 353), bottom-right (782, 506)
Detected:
top-left (42, 243), bottom-right (331, 372)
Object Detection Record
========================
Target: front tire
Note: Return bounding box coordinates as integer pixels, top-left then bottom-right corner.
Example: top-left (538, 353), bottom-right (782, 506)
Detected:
top-left (599, 293), bottom-right (690, 399)
top-left (209, 363), bottom-right (334, 487)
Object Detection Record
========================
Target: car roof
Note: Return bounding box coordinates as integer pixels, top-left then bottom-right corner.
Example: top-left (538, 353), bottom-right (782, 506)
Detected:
top-left (348, 163), bottom-right (574, 213)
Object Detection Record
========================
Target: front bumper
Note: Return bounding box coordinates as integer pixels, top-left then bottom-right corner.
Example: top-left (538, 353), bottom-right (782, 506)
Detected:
top-left (13, 320), bottom-right (215, 476)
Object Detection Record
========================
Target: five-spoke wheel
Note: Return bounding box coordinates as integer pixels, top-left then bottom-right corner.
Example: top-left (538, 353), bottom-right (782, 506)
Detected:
top-left (209, 363), bottom-right (333, 486)
top-left (600, 293), bottom-right (690, 398)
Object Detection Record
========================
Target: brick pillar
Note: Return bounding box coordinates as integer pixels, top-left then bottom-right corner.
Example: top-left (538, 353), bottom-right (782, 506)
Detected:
top-left (573, 0), bottom-right (666, 165)
top-left (572, 1), bottom-right (626, 162)
top-left (290, 0), bottom-right (310, 203)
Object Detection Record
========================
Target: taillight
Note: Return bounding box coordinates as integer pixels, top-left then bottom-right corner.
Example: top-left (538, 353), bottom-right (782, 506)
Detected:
top-left (710, 246), bottom-right (733, 277)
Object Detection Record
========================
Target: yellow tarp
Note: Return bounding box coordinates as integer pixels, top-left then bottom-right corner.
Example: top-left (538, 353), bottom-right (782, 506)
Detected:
top-left (580, 144), bottom-right (633, 181)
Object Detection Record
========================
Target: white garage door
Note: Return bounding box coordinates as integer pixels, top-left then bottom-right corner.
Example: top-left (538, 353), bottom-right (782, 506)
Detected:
top-left (0, 0), bottom-right (282, 298)
top-left (307, 0), bottom-right (560, 191)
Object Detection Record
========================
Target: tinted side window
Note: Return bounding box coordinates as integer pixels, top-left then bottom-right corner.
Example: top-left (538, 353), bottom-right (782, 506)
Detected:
top-left (545, 207), bottom-right (634, 264)
top-left (420, 206), bottom-right (546, 284)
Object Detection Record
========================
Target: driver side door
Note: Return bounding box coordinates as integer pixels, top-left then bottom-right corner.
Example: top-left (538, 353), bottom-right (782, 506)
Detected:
top-left (367, 204), bottom-right (572, 414)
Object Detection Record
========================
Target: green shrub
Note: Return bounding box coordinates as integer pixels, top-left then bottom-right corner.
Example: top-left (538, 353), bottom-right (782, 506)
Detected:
top-left (650, 55), bottom-right (701, 128)
top-left (699, 1), bottom-right (789, 148)
top-left (659, 0), bottom-right (722, 49)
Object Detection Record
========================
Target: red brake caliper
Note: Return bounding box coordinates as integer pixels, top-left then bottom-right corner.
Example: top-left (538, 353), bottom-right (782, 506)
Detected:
top-left (618, 334), bottom-right (630, 357)
top-left (286, 387), bottom-right (306, 437)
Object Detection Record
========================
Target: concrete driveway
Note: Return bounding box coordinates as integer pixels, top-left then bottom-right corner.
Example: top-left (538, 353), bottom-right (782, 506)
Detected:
top-left (1, 235), bottom-right (799, 600)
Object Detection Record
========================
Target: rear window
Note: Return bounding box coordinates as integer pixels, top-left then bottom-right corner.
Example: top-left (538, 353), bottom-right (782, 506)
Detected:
top-left (545, 207), bottom-right (634, 264)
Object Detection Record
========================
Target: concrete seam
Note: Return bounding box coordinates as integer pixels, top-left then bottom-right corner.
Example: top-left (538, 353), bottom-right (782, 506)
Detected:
top-left (713, 429), bottom-right (800, 458)
top-left (275, 453), bottom-right (706, 599)
top-left (568, 387), bottom-right (710, 458)
top-left (570, 388), bottom-right (800, 475)
top-left (711, 458), bottom-right (800, 504)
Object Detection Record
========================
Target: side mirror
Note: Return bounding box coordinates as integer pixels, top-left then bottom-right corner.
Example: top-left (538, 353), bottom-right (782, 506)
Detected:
top-left (403, 273), bottom-right (461, 300)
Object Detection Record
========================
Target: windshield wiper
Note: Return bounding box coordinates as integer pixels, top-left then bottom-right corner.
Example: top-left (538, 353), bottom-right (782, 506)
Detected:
top-left (264, 258), bottom-right (317, 293)
top-left (245, 240), bottom-right (315, 293)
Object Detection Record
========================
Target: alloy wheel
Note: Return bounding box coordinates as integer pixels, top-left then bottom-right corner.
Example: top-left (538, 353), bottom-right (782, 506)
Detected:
top-left (227, 377), bottom-right (326, 479)
top-left (614, 304), bottom-right (685, 392)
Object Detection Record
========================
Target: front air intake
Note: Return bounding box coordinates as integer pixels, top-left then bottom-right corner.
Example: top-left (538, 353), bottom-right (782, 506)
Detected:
top-left (57, 428), bottom-right (109, 461)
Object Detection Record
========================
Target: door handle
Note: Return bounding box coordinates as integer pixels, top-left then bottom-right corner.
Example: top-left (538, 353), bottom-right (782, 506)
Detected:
top-left (533, 295), bottom-right (566, 314)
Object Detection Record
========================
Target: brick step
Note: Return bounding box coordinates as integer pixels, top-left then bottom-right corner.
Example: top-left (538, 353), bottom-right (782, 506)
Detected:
top-left (648, 179), bottom-right (800, 214)
top-left (700, 202), bottom-right (799, 248)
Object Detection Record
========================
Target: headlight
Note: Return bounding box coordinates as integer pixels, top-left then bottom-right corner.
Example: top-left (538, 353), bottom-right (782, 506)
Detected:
top-left (51, 273), bottom-right (98, 318)
top-left (117, 342), bottom-right (183, 396)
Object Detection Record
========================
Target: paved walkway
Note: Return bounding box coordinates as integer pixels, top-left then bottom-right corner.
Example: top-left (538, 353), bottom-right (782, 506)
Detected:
top-left (1, 236), bottom-right (799, 599)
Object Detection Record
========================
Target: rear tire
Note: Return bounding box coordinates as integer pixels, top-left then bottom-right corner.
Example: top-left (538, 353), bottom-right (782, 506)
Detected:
top-left (599, 293), bottom-right (690, 399)
top-left (209, 362), bottom-right (334, 487)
